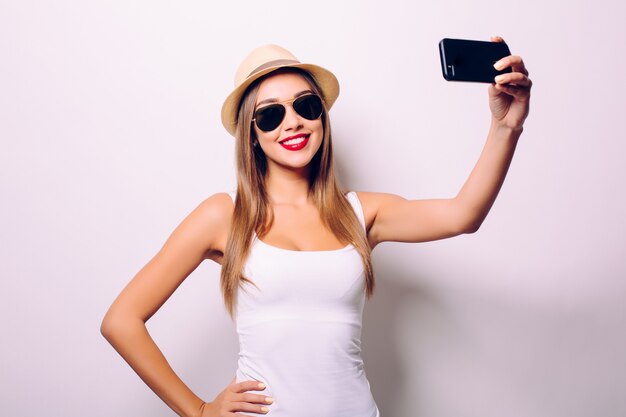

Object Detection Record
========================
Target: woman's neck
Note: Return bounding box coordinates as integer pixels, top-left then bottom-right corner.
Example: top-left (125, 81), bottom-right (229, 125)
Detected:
top-left (264, 170), bottom-right (311, 206)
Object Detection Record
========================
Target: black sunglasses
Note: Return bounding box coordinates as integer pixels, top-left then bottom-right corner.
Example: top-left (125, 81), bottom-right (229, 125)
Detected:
top-left (252, 94), bottom-right (323, 132)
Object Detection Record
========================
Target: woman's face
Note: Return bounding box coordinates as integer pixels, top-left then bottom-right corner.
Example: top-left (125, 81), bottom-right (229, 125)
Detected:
top-left (253, 71), bottom-right (324, 175)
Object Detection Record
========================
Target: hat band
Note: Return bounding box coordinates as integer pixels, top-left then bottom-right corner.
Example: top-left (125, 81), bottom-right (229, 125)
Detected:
top-left (248, 59), bottom-right (300, 77)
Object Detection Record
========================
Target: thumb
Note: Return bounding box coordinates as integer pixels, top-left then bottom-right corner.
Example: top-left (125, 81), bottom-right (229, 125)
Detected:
top-left (488, 83), bottom-right (500, 98)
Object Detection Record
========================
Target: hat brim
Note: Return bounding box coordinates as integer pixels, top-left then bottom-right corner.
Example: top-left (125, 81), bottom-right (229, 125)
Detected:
top-left (221, 62), bottom-right (339, 137)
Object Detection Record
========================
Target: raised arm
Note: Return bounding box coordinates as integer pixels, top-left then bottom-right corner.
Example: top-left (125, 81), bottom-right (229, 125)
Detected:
top-left (361, 36), bottom-right (532, 249)
top-left (100, 192), bottom-right (232, 417)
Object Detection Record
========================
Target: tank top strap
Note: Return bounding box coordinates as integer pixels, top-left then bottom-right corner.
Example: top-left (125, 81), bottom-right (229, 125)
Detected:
top-left (345, 191), bottom-right (366, 232)
top-left (227, 190), bottom-right (236, 204)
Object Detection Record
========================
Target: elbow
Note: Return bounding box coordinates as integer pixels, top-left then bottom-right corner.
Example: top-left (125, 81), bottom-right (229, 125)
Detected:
top-left (100, 309), bottom-right (130, 343)
top-left (450, 201), bottom-right (486, 235)
top-left (463, 222), bottom-right (481, 234)
top-left (100, 311), bottom-right (117, 342)
top-left (457, 204), bottom-right (489, 235)
top-left (459, 216), bottom-right (485, 235)
top-left (100, 307), bottom-right (146, 344)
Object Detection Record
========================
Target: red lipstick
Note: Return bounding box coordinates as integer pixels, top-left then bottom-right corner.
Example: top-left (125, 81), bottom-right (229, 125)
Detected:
top-left (279, 134), bottom-right (310, 151)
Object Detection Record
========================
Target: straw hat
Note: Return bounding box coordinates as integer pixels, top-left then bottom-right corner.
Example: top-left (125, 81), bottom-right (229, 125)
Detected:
top-left (221, 44), bottom-right (340, 136)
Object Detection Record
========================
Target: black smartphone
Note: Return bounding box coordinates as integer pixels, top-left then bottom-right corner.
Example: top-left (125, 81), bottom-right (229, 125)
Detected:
top-left (439, 38), bottom-right (512, 83)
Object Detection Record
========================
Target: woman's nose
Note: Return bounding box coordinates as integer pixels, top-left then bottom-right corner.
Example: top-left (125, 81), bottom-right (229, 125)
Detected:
top-left (281, 105), bottom-right (302, 131)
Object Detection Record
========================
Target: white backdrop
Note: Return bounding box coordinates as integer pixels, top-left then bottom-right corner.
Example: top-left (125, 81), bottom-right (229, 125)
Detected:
top-left (1, 1), bottom-right (625, 416)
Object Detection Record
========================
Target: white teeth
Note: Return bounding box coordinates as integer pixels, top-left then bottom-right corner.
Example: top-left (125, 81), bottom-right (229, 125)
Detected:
top-left (282, 136), bottom-right (307, 145)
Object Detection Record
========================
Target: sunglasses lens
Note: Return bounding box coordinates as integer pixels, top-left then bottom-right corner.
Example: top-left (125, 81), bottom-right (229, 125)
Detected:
top-left (255, 104), bottom-right (285, 132)
top-left (293, 95), bottom-right (323, 120)
top-left (253, 95), bottom-right (323, 132)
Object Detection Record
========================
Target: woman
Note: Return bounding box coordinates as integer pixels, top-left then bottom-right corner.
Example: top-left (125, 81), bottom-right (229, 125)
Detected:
top-left (101, 39), bottom-right (531, 417)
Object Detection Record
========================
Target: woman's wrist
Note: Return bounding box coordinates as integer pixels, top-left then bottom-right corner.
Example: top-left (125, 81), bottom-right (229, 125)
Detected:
top-left (490, 117), bottom-right (524, 137)
top-left (188, 400), bottom-right (210, 417)
top-left (195, 401), bottom-right (209, 417)
top-left (185, 401), bottom-right (208, 417)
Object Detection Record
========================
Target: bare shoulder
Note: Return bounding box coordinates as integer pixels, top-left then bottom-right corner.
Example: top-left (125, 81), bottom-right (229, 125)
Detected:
top-left (158, 192), bottom-right (235, 265)
top-left (353, 191), bottom-right (406, 231)
top-left (188, 192), bottom-right (235, 255)
top-left (195, 192), bottom-right (235, 222)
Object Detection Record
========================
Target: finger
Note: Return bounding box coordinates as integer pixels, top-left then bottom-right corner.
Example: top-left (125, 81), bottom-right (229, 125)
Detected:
top-left (233, 380), bottom-right (267, 393)
top-left (240, 392), bottom-right (274, 405)
top-left (494, 72), bottom-right (532, 88)
top-left (490, 35), bottom-right (505, 43)
top-left (494, 83), bottom-right (531, 100)
top-left (227, 414), bottom-right (260, 417)
top-left (494, 55), bottom-right (529, 76)
top-left (229, 401), bottom-right (270, 415)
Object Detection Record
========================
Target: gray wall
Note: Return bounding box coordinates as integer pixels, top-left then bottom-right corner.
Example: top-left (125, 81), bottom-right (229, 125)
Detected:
top-left (1, 0), bottom-right (624, 416)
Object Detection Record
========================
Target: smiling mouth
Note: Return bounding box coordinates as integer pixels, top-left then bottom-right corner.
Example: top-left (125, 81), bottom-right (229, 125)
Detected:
top-left (279, 133), bottom-right (309, 145)
top-left (279, 134), bottom-right (310, 151)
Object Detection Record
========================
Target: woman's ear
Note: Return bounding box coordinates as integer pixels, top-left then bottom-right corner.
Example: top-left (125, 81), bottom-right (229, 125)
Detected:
top-left (251, 129), bottom-right (259, 147)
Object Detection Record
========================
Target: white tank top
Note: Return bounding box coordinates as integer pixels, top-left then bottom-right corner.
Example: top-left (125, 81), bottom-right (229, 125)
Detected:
top-left (227, 191), bottom-right (380, 417)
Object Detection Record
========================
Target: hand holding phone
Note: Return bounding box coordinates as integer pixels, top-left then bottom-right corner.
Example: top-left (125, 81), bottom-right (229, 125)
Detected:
top-left (439, 38), bottom-right (512, 83)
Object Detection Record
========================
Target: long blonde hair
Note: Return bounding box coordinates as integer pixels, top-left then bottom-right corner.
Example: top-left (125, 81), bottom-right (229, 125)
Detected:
top-left (220, 68), bottom-right (375, 319)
